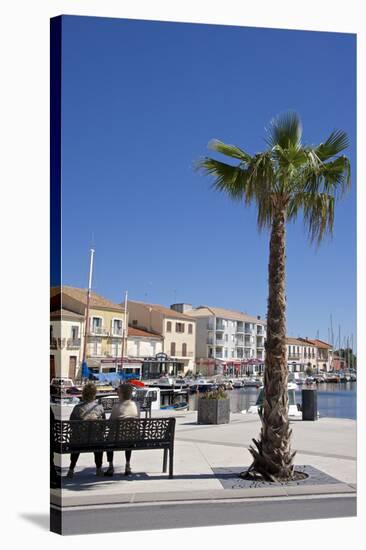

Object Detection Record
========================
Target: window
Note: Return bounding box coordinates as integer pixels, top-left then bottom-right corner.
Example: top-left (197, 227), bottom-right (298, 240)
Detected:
top-left (166, 321), bottom-right (172, 332)
top-left (182, 343), bottom-right (187, 356)
top-left (225, 334), bottom-right (228, 342)
top-left (170, 342), bottom-right (176, 356)
top-left (176, 322), bottom-right (185, 333)
top-left (91, 317), bottom-right (102, 334)
top-left (132, 320), bottom-right (138, 326)
top-left (71, 325), bottom-right (79, 340)
top-left (188, 324), bottom-right (193, 334)
top-left (113, 319), bottom-right (122, 335)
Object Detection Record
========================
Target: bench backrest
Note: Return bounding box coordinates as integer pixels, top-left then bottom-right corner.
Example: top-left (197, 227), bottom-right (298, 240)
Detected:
top-left (52, 417), bottom-right (175, 453)
top-left (98, 391), bottom-right (157, 412)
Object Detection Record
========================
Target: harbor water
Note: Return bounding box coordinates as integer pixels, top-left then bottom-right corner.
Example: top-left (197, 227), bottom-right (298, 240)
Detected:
top-left (188, 382), bottom-right (357, 420)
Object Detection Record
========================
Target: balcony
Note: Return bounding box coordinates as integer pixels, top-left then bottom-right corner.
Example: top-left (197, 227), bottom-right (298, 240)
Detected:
top-left (67, 338), bottom-right (81, 350)
top-left (236, 324), bottom-right (244, 333)
top-left (235, 341), bottom-right (244, 347)
top-left (90, 327), bottom-right (110, 336)
top-left (50, 338), bottom-right (57, 350)
top-left (111, 328), bottom-right (123, 337)
top-left (288, 353), bottom-right (301, 360)
top-left (215, 339), bottom-right (225, 346)
top-left (215, 320), bottom-right (225, 331)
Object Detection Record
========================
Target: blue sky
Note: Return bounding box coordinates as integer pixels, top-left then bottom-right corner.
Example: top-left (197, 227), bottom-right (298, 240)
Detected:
top-left (59, 16), bottom-right (356, 347)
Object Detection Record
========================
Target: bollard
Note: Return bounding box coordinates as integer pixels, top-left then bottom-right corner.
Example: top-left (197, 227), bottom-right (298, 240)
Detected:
top-left (301, 389), bottom-right (318, 421)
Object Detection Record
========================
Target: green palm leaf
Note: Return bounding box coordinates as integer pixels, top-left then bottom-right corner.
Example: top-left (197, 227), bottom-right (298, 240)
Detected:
top-left (315, 130), bottom-right (350, 161)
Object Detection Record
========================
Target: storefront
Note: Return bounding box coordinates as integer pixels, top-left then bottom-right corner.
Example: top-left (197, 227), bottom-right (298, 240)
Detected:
top-left (141, 352), bottom-right (184, 380)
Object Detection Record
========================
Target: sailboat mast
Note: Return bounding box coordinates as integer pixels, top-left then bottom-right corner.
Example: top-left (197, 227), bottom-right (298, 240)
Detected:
top-left (82, 248), bottom-right (95, 367)
top-left (120, 290), bottom-right (128, 374)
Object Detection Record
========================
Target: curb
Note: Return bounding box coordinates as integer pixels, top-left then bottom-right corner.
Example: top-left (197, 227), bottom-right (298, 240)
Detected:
top-left (51, 482), bottom-right (356, 508)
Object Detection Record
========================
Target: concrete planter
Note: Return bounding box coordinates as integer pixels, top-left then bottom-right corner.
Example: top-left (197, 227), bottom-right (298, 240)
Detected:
top-left (197, 398), bottom-right (230, 424)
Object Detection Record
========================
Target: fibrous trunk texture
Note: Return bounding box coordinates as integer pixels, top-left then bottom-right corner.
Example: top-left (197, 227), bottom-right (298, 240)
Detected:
top-left (247, 208), bottom-right (296, 481)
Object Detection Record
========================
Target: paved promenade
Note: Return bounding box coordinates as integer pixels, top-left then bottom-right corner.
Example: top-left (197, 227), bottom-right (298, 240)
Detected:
top-left (51, 411), bottom-right (356, 510)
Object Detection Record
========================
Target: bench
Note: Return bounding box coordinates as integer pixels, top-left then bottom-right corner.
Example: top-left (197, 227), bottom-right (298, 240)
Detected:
top-left (98, 390), bottom-right (158, 418)
top-left (51, 417), bottom-right (176, 478)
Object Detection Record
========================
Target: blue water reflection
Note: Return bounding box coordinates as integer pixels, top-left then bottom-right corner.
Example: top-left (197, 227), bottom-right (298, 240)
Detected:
top-left (188, 382), bottom-right (356, 419)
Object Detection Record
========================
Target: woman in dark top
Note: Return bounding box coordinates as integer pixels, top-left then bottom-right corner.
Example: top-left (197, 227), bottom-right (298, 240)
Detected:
top-left (66, 383), bottom-right (106, 478)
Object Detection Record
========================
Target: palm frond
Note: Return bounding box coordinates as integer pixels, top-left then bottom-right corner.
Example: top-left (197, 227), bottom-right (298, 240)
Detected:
top-left (208, 139), bottom-right (252, 162)
top-left (196, 157), bottom-right (246, 201)
top-left (196, 113), bottom-right (351, 246)
top-left (265, 112), bottom-right (302, 149)
top-left (300, 155), bottom-right (351, 198)
top-left (287, 191), bottom-right (335, 243)
top-left (314, 130), bottom-right (349, 161)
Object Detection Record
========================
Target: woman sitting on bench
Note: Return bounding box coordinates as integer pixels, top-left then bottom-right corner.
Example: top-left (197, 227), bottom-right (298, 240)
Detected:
top-left (67, 383), bottom-right (106, 479)
top-left (105, 383), bottom-right (138, 477)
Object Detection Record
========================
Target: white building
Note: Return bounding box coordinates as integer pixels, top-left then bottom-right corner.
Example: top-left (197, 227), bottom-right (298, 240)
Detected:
top-left (127, 326), bottom-right (163, 358)
top-left (184, 305), bottom-right (266, 375)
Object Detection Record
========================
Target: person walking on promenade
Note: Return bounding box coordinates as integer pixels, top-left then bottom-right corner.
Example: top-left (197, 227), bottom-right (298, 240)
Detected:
top-left (66, 383), bottom-right (106, 479)
top-left (105, 383), bottom-right (138, 477)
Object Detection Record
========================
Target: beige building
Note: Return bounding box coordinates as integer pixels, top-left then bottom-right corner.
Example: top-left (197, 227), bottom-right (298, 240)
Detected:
top-left (50, 308), bottom-right (84, 380)
top-left (50, 286), bottom-right (127, 377)
top-left (299, 338), bottom-right (333, 372)
top-left (128, 300), bottom-right (196, 374)
top-left (286, 337), bottom-right (317, 372)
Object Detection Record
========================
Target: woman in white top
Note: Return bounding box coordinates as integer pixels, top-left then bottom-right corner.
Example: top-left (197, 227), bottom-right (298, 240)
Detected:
top-left (105, 383), bottom-right (138, 476)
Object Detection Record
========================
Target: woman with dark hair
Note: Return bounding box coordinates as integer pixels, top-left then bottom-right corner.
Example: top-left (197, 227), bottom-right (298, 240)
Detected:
top-left (105, 383), bottom-right (138, 477)
top-left (66, 383), bottom-right (105, 479)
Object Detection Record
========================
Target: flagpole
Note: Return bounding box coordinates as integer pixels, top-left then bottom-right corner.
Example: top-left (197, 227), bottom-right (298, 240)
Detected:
top-left (82, 248), bottom-right (95, 380)
top-left (120, 291), bottom-right (128, 376)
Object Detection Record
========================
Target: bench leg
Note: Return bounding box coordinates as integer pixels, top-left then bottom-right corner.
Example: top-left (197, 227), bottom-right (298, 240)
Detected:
top-left (169, 447), bottom-right (174, 479)
top-left (162, 448), bottom-right (168, 473)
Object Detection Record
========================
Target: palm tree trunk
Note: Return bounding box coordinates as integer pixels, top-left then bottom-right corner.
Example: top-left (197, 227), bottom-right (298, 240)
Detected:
top-left (248, 207), bottom-right (295, 481)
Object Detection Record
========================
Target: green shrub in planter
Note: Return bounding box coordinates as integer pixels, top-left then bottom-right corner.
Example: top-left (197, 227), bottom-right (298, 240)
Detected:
top-left (197, 387), bottom-right (230, 424)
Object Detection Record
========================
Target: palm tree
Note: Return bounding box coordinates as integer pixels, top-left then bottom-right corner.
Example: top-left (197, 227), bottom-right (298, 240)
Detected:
top-left (197, 113), bottom-right (350, 481)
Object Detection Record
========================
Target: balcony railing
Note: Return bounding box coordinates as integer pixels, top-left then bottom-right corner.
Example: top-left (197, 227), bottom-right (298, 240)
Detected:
top-left (90, 327), bottom-right (109, 336)
top-left (67, 338), bottom-right (81, 349)
top-left (236, 325), bottom-right (244, 333)
top-left (288, 353), bottom-right (301, 360)
top-left (111, 328), bottom-right (123, 336)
